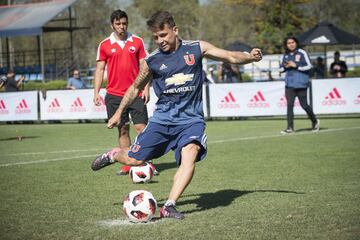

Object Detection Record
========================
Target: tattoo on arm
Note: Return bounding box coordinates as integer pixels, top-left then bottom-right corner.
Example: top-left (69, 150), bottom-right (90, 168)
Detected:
top-left (117, 65), bottom-right (152, 114)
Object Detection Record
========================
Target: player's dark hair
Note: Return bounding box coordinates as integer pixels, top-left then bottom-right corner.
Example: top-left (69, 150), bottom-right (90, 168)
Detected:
top-left (110, 9), bottom-right (128, 24)
top-left (283, 36), bottom-right (300, 53)
top-left (147, 11), bottom-right (176, 30)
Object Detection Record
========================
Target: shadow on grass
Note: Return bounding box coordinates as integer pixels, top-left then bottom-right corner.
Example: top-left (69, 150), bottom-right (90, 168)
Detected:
top-left (295, 127), bottom-right (327, 133)
top-left (176, 189), bottom-right (304, 214)
top-left (0, 136), bottom-right (40, 141)
top-left (152, 161), bottom-right (178, 172)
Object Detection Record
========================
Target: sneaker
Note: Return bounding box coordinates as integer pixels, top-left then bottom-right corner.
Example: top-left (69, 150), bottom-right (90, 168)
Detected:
top-left (160, 204), bottom-right (185, 220)
top-left (280, 128), bottom-right (295, 134)
top-left (312, 119), bottom-right (320, 132)
top-left (91, 148), bottom-right (120, 171)
top-left (148, 162), bottom-right (160, 176)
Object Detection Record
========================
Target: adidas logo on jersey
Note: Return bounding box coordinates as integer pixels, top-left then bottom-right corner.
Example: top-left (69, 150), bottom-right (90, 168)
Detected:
top-left (159, 64), bottom-right (168, 71)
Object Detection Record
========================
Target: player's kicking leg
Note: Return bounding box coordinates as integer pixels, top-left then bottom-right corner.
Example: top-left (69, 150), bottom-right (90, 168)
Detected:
top-left (160, 143), bottom-right (200, 220)
top-left (91, 147), bottom-right (143, 171)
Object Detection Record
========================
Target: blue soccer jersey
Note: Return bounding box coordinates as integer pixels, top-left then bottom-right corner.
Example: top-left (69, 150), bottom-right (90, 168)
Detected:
top-left (145, 40), bottom-right (205, 125)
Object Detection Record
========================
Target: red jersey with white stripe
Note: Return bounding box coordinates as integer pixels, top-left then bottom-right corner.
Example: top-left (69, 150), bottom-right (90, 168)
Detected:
top-left (97, 32), bottom-right (147, 96)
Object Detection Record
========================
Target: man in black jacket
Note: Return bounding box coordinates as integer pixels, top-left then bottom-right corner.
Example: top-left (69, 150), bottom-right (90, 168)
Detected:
top-left (330, 51), bottom-right (348, 78)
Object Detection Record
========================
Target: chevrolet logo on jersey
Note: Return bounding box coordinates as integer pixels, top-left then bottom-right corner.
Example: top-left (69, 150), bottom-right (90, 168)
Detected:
top-left (165, 73), bottom-right (194, 86)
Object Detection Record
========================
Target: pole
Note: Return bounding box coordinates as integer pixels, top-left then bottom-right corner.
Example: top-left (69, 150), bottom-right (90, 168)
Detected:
top-left (324, 45), bottom-right (327, 77)
top-left (69, 7), bottom-right (74, 65)
top-left (6, 37), bottom-right (10, 68)
top-left (37, 35), bottom-right (45, 83)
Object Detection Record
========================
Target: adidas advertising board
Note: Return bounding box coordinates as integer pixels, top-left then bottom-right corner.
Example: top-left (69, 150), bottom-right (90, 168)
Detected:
top-left (312, 78), bottom-right (360, 114)
top-left (209, 82), bottom-right (306, 117)
top-left (39, 89), bottom-right (108, 120)
top-left (1, 78), bottom-right (359, 121)
top-left (0, 91), bottom-right (38, 121)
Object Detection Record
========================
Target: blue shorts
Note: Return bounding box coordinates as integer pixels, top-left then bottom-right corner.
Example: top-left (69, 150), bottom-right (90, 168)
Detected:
top-left (128, 121), bottom-right (207, 165)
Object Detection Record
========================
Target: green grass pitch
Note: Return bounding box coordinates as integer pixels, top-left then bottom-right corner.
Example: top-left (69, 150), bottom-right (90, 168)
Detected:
top-left (0, 117), bottom-right (359, 240)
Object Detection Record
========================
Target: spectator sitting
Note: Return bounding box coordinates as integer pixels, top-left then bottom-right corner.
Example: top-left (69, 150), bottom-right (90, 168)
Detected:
top-left (330, 51), bottom-right (348, 78)
top-left (67, 69), bottom-right (88, 89)
top-left (67, 69), bottom-right (90, 123)
top-left (0, 68), bottom-right (25, 92)
top-left (313, 56), bottom-right (325, 79)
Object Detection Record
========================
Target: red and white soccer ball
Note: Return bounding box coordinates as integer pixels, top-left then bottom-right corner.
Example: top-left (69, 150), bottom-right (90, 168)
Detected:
top-left (123, 190), bottom-right (157, 223)
top-left (129, 163), bottom-right (154, 183)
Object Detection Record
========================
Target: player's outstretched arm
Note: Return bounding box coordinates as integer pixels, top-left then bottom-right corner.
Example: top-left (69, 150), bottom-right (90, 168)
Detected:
top-left (107, 61), bottom-right (153, 128)
top-left (200, 40), bottom-right (262, 64)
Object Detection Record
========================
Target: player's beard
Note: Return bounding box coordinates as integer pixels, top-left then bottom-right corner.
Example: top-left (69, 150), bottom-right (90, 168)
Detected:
top-left (115, 30), bottom-right (127, 40)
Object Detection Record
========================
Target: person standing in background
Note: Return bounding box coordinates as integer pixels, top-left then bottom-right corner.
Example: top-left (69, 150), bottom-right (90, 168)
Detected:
top-left (330, 51), bottom-right (348, 78)
top-left (0, 69), bottom-right (25, 92)
top-left (93, 9), bottom-right (158, 176)
top-left (280, 36), bottom-right (320, 134)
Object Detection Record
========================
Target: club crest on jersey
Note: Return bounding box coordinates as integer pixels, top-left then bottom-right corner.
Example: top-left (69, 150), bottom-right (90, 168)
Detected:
top-left (129, 46), bottom-right (136, 53)
top-left (131, 144), bottom-right (141, 153)
top-left (184, 53), bottom-right (195, 65)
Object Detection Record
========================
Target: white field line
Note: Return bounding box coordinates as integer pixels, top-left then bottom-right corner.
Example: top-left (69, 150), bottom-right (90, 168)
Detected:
top-left (1, 126), bottom-right (359, 168)
top-left (97, 218), bottom-right (165, 227)
top-left (209, 126), bottom-right (360, 144)
top-left (0, 155), bottom-right (96, 167)
top-left (2, 148), bottom-right (106, 157)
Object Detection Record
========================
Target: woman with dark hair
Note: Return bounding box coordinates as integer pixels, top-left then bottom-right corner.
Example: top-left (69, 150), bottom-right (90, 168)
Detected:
top-left (279, 36), bottom-right (320, 134)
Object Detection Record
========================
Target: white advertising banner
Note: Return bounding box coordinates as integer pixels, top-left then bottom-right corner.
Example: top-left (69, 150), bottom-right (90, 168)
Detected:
top-left (40, 89), bottom-right (107, 120)
top-left (312, 78), bottom-right (360, 114)
top-left (0, 91), bottom-right (38, 121)
top-left (209, 82), bottom-right (306, 117)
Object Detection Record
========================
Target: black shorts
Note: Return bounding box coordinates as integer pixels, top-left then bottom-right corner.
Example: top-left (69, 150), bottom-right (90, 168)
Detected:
top-left (105, 93), bottom-right (148, 126)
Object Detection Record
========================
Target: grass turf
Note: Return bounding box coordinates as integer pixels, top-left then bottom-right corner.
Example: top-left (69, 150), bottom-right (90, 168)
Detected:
top-left (0, 117), bottom-right (359, 240)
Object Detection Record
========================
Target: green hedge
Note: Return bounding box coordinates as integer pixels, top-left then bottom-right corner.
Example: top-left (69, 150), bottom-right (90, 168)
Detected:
top-left (23, 80), bottom-right (68, 91)
top-left (347, 66), bottom-right (360, 77)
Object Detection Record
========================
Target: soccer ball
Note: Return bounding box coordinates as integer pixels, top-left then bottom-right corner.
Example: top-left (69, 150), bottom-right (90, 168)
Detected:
top-left (129, 163), bottom-right (153, 183)
top-left (122, 190), bottom-right (157, 223)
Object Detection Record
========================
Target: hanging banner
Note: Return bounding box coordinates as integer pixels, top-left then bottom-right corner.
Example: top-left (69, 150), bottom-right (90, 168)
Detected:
top-left (312, 78), bottom-right (360, 114)
top-left (39, 89), bottom-right (107, 120)
top-left (0, 91), bottom-right (38, 121)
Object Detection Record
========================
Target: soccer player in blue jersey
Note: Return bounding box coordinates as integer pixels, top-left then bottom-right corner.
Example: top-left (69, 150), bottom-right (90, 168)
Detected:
top-left (91, 11), bottom-right (262, 219)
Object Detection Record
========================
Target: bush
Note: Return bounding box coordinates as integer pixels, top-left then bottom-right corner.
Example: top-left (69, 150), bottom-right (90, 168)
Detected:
top-left (347, 66), bottom-right (360, 77)
top-left (242, 73), bottom-right (252, 82)
top-left (23, 80), bottom-right (67, 91)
